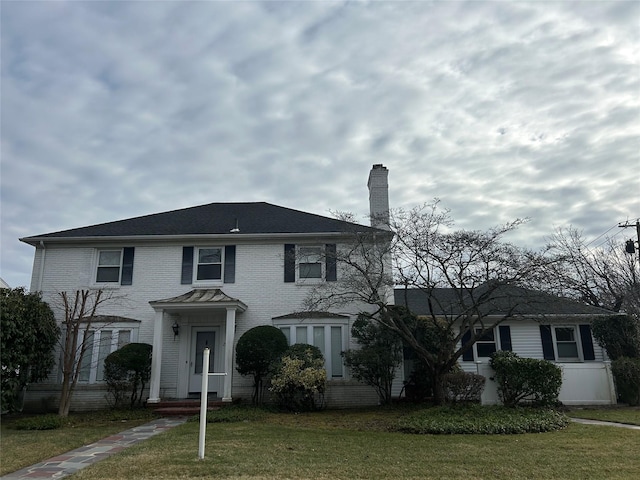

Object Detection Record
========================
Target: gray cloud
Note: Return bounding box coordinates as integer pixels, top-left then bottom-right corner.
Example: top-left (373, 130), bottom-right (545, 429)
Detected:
top-left (1, 0), bottom-right (638, 288)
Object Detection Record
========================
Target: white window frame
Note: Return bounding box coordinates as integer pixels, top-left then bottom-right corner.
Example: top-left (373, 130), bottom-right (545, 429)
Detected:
top-left (273, 318), bottom-right (348, 379)
top-left (551, 325), bottom-right (582, 362)
top-left (297, 245), bottom-right (324, 281)
top-left (194, 246), bottom-right (224, 285)
top-left (95, 249), bottom-right (124, 285)
top-left (75, 325), bottom-right (139, 384)
top-left (473, 327), bottom-right (498, 359)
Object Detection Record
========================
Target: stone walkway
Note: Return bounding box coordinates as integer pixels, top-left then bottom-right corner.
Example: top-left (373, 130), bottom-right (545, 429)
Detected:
top-left (1, 417), bottom-right (187, 479)
top-left (569, 417), bottom-right (640, 430)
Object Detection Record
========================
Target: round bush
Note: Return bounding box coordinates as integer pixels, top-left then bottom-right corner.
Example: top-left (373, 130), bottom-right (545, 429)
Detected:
top-left (236, 326), bottom-right (289, 404)
top-left (397, 405), bottom-right (569, 434)
top-left (270, 344), bottom-right (326, 411)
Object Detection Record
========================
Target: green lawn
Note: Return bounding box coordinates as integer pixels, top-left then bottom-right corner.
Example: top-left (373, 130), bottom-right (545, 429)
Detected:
top-left (2, 408), bottom-right (639, 480)
top-left (0, 409), bottom-right (157, 476)
top-left (568, 406), bottom-right (640, 426)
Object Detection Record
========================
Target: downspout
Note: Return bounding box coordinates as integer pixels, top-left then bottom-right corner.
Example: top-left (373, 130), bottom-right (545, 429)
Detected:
top-left (37, 241), bottom-right (46, 292)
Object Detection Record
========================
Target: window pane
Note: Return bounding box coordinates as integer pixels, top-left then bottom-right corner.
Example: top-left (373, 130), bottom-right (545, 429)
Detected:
top-left (117, 330), bottom-right (131, 349)
top-left (79, 331), bottom-right (95, 382)
top-left (97, 266), bottom-right (120, 283)
top-left (299, 246), bottom-right (322, 259)
top-left (555, 328), bottom-right (575, 342)
top-left (477, 343), bottom-right (496, 357)
top-left (475, 328), bottom-right (495, 342)
top-left (199, 248), bottom-right (221, 264)
top-left (280, 327), bottom-right (290, 345)
top-left (96, 331), bottom-right (113, 381)
top-left (99, 251), bottom-right (121, 266)
top-left (331, 326), bottom-right (343, 378)
top-left (313, 327), bottom-right (325, 355)
top-left (296, 326), bottom-right (307, 344)
top-left (197, 264), bottom-right (222, 280)
top-left (300, 263), bottom-right (322, 278)
top-left (557, 342), bottom-right (579, 358)
top-left (194, 331), bottom-right (215, 375)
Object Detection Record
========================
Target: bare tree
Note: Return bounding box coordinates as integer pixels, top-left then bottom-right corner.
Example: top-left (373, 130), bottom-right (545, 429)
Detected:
top-left (541, 227), bottom-right (639, 316)
top-left (306, 202), bottom-right (552, 405)
top-left (56, 289), bottom-right (117, 416)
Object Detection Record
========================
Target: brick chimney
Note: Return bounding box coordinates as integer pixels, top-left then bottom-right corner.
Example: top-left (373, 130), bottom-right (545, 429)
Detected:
top-left (367, 164), bottom-right (389, 230)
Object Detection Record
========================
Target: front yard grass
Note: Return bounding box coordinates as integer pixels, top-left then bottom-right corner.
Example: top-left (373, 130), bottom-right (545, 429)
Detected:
top-left (0, 409), bottom-right (157, 476)
top-left (2, 406), bottom-right (639, 479)
top-left (568, 406), bottom-right (640, 426)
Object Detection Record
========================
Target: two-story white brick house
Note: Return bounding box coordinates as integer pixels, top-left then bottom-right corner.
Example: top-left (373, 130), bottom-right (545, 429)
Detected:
top-left (20, 166), bottom-right (392, 411)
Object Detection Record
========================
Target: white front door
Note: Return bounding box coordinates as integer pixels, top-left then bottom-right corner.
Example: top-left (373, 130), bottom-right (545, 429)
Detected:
top-left (189, 327), bottom-right (219, 395)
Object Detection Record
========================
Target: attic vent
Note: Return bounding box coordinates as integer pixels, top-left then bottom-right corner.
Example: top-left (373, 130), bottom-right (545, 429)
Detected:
top-left (230, 218), bottom-right (240, 233)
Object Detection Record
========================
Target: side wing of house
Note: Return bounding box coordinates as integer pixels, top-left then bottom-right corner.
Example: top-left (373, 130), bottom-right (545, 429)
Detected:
top-left (458, 319), bottom-right (616, 405)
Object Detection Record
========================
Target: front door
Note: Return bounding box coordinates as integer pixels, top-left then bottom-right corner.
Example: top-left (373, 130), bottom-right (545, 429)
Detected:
top-left (189, 328), bottom-right (218, 395)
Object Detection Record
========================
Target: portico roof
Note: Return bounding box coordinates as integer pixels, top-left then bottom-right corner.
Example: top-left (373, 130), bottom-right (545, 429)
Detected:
top-left (149, 289), bottom-right (247, 312)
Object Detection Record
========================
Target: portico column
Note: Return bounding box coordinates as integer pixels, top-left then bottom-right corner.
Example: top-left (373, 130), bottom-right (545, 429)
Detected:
top-left (222, 307), bottom-right (236, 402)
top-left (148, 309), bottom-right (165, 403)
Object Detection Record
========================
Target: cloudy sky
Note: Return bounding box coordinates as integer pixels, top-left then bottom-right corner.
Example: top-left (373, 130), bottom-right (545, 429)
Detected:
top-left (1, 0), bottom-right (639, 289)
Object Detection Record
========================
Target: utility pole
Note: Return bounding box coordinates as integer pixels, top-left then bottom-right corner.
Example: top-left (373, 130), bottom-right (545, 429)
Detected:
top-left (619, 219), bottom-right (640, 262)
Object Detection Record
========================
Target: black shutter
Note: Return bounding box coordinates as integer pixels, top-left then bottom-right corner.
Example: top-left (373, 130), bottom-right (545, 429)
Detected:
top-left (224, 245), bottom-right (236, 283)
top-left (499, 325), bottom-right (512, 351)
top-left (325, 244), bottom-right (337, 282)
top-left (579, 324), bottom-right (596, 361)
top-left (540, 325), bottom-right (555, 360)
top-left (284, 244), bottom-right (296, 283)
top-left (120, 247), bottom-right (135, 286)
top-left (461, 329), bottom-right (474, 361)
top-left (181, 247), bottom-right (194, 285)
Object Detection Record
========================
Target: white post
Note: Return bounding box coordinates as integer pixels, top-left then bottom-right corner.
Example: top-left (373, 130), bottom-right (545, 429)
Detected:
top-left (198, 347), bottom-right (210, 460)
top-left (223, 308), bottom-right (236, 402)
top-left (148, 310), bottom-right (165, 403)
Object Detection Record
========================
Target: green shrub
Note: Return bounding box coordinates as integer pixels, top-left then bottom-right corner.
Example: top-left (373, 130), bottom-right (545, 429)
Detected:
top-left (11, 414), bottom-right (63, 431)
top-left (104, 343), bottom-right (152, 408)
top-left (397, 405), bottom-right (569, 434)
top-left (611, 357), bottom-right (640, 406)
top-left (490, 351), bottom-right (562, 407)
top-left (342, 315), bottom-right (403, 405)
top-left (188, 405), bottom-right (268, 423)
top-left (443, 372), bottom-right (485, 404)
top-left (592, 315), bottom-right (640, 360)
top-left (270, 344), bottom-right (326, 411)
top-left (236, 326), bottom-right (289, 405)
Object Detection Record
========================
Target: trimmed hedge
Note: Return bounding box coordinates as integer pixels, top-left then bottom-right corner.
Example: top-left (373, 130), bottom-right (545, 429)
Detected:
top-left (490, 351), bottom-right (562, 407)
top-left (397, 405), bottom-right (569, 434)
top-left (10, 414), bottom-right (63, 431)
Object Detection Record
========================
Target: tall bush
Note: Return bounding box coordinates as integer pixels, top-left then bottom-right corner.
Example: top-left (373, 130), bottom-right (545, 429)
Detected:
top-left (490, 351), bottom-right (562, 407)
top-left (236, 326), bottom-right (289, 405)
top-left (591, 315), bottom-right (640, 360)
top-left (611, 357), bottom-right (640, 406)
top-left (342, 315), bottom-right (403, 405)
top-left (270, 344), bottom-right (326, 411)
top-left (104, 343), bottom-right (152, 408)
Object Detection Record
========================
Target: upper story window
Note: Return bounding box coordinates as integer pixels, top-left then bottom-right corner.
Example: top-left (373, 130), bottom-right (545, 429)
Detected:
top-left (196, 247), bottom-right (222, 281)
top-left (284, 244), bottom-right (337, 283)
top-left (181, 246), bottom-right (236, 285)
top-left (97, 250), bottom-right (122, 283)
top-left (299, 246), bottom-right (323, 279)
top-left (95, 248), bottom-right (135, 285)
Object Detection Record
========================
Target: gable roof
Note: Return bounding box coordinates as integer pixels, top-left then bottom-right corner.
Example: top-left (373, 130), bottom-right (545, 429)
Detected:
top-left (21, 202), bottom-right (384, 244)
top-left (394, 285), bottom-right (617, 317)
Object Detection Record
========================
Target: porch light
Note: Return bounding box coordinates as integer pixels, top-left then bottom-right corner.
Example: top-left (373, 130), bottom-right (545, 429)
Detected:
top-left (172, 321), bottom-right (180, 338)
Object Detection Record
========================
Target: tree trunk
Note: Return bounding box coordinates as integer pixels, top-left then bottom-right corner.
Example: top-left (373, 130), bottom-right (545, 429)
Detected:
top-left (431, 370), bottom-right (446, 406)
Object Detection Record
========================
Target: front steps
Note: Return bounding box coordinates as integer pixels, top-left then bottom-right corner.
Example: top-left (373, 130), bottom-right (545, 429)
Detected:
top-left (148, 397), bottom-right (240, 416)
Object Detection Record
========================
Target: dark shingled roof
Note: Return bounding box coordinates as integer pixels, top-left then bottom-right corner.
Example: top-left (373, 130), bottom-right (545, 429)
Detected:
top-left (394, 286), bottom-right (617, 317)
top-left (21, 202), bottom-right (383, 243)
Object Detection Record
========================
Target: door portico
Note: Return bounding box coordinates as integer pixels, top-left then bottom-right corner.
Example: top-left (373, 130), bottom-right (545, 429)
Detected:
top-left (147, 289), bottom-right (247, 404)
